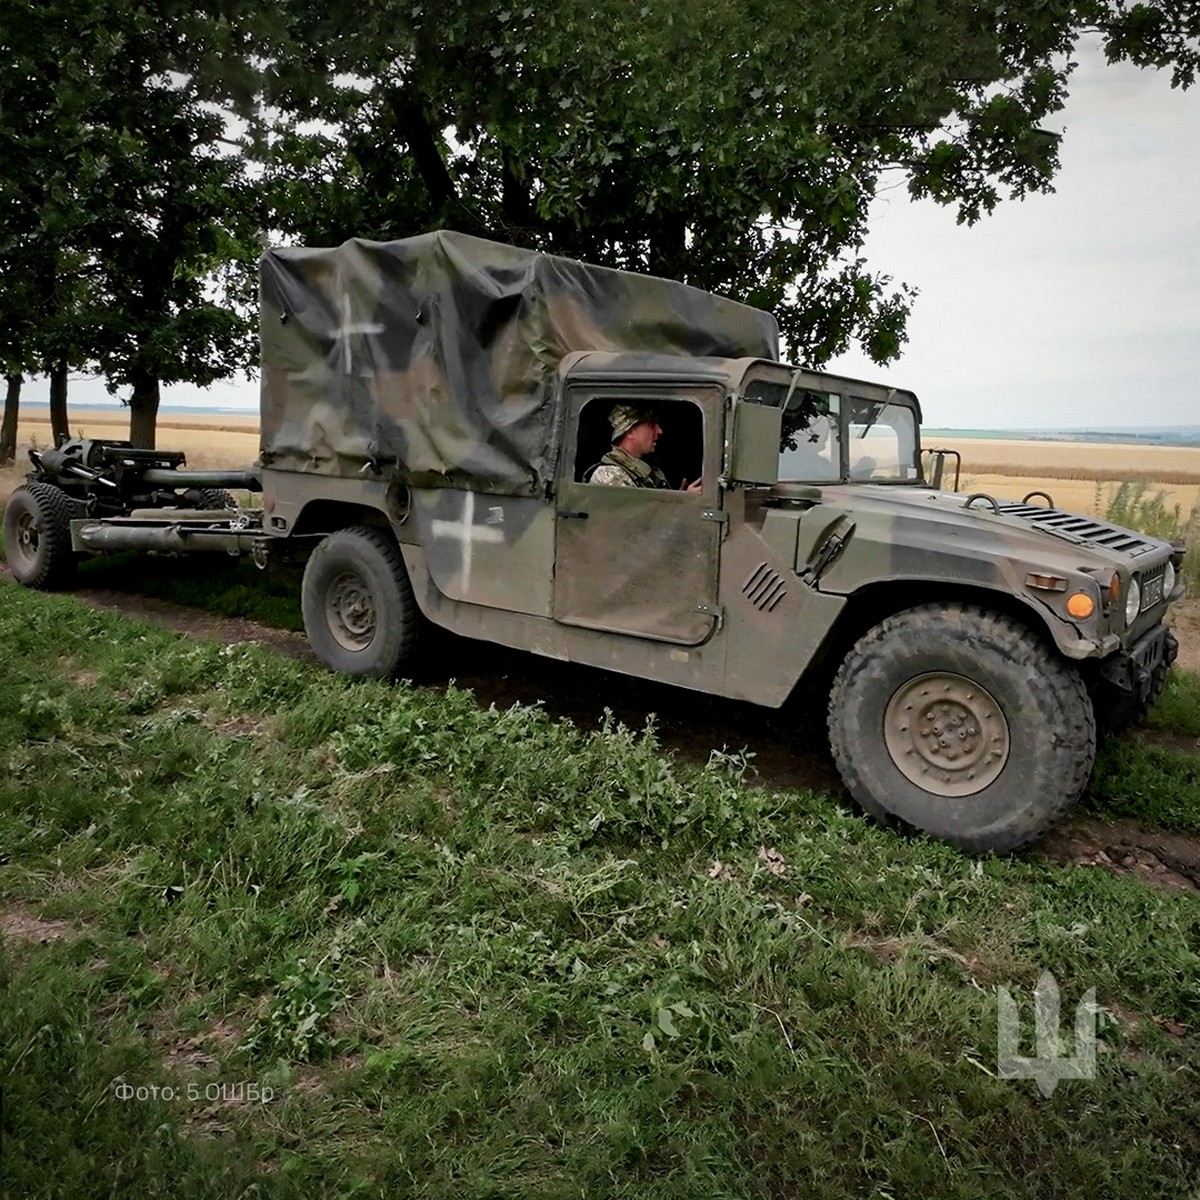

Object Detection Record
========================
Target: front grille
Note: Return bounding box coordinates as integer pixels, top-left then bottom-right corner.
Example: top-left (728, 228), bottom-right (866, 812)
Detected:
top-left (742, 563), bottom-right (787, 612)
top-left (996, 503), bottom-right (1161, 558)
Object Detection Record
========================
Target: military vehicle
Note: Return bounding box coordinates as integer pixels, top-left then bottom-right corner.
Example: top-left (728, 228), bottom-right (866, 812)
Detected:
top-left (3, 231), bottom-right (1184, 851)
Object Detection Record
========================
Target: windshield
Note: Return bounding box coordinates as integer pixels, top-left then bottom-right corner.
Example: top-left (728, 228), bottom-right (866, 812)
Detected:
top-left (844, 396), bottom-right (919, 482)
top-left (743, 377), bottom-right (920, 483)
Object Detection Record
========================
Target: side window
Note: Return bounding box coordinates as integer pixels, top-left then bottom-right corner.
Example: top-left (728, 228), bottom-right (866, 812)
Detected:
top-left (575, 397), bottom-right (705, 489)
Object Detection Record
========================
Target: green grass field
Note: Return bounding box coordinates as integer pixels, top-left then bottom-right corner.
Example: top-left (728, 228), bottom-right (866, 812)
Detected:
top-left (2, 581), bottom-right (1199, 1199)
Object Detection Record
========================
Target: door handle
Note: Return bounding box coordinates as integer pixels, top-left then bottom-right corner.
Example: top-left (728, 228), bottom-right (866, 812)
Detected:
top-left (560, 511), bottom-right (590, 520)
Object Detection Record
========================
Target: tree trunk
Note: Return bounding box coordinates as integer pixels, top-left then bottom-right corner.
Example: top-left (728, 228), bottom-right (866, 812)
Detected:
top-left (129, 372), bottom-right (160, 448)
top-left (49, 362), bottom-right (69, 446)
top-left (0, 373), bottom-right (21, 464)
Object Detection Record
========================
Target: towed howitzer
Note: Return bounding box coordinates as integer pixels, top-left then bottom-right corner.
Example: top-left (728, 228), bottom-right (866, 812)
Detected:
top-left (26, 438), bottom-right (260, 518)
top-left (5, 438), bottom-right (267, 580)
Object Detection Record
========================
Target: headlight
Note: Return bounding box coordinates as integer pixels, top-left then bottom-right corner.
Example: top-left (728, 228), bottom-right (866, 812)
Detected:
top-left (1164, 560), bottom-right (1176, 597)
top-left (1125, 577), bottom-right (1141, 626)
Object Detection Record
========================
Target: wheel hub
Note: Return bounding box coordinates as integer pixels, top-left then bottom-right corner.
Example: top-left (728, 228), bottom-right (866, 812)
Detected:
top-left (883, 673), bottom-right (1010, 797)
top-left (15, 512), bottom-right (38, 558)
top-left (326, 571), bottom-right (376, 651)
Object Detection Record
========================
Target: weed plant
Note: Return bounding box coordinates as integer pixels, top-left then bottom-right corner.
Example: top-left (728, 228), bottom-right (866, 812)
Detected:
top-left (1, 584), bottom-right (1198, 1199)
top-left (1105, 480), bottom-right (1200, 594)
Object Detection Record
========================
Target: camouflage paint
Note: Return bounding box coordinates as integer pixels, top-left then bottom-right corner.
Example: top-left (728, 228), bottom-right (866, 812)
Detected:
top-left (255, 233), bottom-right (1180, 709)
top-left (258, 231), bottom-right (778, 494)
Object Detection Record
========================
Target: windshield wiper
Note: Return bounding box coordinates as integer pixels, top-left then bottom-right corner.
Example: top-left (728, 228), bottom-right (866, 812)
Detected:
top-left (856, 388), bottom-right (895, 439)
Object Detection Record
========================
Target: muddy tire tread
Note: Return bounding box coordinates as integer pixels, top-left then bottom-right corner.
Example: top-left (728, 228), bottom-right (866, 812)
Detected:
top-left (301, 525), bottom-right (418, 678)
top-left (3, 481), bottom-right (77, 589)
top-left (828, 603), bottom-right (1096, 853)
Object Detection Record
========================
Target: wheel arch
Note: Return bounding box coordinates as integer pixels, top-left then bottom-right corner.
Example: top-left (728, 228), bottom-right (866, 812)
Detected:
top-left (804, 578), bottom-right (1061, 690)
top-left (291, 499), bottom-right (397, 538)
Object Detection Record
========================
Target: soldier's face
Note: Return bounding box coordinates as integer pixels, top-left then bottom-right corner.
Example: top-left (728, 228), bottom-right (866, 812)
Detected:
top-left (627, 419), bottom-right (661, 458)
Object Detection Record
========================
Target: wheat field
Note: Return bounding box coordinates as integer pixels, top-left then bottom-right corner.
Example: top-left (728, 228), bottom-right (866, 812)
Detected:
top-left (4, 414), bottom-right (1200, 521)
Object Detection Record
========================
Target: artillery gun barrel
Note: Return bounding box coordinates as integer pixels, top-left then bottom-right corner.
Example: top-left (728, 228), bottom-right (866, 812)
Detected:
top-left (139, 468), bottom-right (261, 491)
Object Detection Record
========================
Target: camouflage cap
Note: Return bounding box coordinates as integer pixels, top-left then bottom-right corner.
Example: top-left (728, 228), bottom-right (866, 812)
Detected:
top-left (609, 403), bottom-right (658, 442)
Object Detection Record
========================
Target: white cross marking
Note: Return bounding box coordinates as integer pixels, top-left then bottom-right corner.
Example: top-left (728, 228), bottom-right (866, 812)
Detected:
top-left (429, 492), bottom-right (504, 594)
top-left (332, 292), bottom-right (384, 374)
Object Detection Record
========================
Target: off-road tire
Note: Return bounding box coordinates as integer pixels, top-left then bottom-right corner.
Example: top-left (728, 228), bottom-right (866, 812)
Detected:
top-left (2, 482), bottom-right (77, 589)
top-left (301, 526), bottom-right (419, 678)
top-left (1093, 659), bottom-right (1171, 734)
top-left (195, 488), bottom-right (236, 510)
top-left (828, 604), bottom-right (1096, 853)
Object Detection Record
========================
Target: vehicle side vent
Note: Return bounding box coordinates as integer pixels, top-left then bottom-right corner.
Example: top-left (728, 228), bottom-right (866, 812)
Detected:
top-left (742, 563), bottom-right (787, 612)
top-left (996, 503), bottom-right (1160, 557)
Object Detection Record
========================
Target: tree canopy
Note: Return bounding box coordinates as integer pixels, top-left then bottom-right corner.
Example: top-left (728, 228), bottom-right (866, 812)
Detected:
top-left (0, 0), bottom-right (259, 446)
top-left (235, 0), bottom-right (1196, 367)
top-left (2, 0), bottom-right (1197, 445)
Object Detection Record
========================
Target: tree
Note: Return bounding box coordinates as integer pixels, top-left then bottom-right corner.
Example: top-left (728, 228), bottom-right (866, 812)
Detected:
top-left (0, 0), bottom-right (108, 454)
top-left (82, 4), bottom-right (261, 448)
top-left (0, 0), bottom-right (260, 450)
top-left (234, 0), bottom-right (1196, 366)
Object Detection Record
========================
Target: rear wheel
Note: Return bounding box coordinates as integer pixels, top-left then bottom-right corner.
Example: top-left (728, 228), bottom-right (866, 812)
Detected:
top-left (301, 526), bottom-right (419, 677)
top-left (3, 482), bottom-right (77, 589)
top-left (828, 604), bottom-right (1096, 853)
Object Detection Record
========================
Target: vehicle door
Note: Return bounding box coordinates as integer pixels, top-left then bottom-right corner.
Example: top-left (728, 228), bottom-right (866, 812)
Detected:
top-left (552, 384), bottom-right (723, 644)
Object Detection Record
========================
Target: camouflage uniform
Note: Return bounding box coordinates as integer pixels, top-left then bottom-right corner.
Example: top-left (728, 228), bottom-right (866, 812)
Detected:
top-left (589, 448), bottom-right (671, 488)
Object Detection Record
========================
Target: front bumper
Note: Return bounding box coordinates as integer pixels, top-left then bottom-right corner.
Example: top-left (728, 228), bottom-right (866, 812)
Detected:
top-left (1098, 624), bottom-right (1179, 698)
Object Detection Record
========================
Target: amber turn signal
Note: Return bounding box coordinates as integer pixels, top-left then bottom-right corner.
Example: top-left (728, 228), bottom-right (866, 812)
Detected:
top-left (1066, 591), bottom-right (1096, 619)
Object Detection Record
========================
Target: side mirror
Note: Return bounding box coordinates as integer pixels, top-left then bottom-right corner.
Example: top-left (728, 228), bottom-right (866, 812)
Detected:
top-left (724, 399), bottom-right (781, 486)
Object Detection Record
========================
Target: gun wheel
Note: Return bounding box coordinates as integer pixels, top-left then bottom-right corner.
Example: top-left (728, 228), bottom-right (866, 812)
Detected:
top-left (2, 482), bottom-right (77, 589)
top-left (829, 604), bottom-right (1095, 853)
top-left (301, 526), bottom-right (419, 677)
top-left (196, 488), bottom-right (237, 510)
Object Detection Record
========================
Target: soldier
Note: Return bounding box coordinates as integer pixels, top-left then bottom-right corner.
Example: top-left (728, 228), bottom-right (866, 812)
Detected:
top-left (588, 404), bottom-right (701, 491)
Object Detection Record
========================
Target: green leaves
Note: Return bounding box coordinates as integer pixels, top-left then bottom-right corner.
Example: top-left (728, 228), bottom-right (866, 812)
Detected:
top-left (0, 0), bottom-right (258, 429)
top-left (4, 0), bottom-right (1196, 411)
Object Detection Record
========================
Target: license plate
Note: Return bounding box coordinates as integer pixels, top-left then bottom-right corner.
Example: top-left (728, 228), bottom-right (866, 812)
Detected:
top-left (1142, 575), bottom-right (1165, 610)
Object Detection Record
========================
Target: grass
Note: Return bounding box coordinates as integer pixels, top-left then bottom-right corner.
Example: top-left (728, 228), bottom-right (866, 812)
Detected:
top-left (1149, 669), bottom-right (1200, 740)
top-left (1082, 673), bottom-right (1200, 835)
top-left (75, 550), bottom-right (306, 631)
top-left (2, 583), bottom-right (1199, 1199)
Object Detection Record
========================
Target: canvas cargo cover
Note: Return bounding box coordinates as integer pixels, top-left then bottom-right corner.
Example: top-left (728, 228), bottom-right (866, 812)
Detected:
top-left (259, 230), bottom-right (780, 494)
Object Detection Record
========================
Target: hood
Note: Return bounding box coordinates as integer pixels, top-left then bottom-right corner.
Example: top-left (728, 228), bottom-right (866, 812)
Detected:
top-left (810, 484), bottom-right (1171, 569)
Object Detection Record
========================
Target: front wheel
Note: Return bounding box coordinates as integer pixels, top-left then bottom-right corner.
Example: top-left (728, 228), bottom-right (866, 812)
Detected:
top-left (828, 604), bottom-right (1096, 853)
top-left (3, 482), bottom-right (77, 589)
top-left (301, 526), bottom-right (420, 678)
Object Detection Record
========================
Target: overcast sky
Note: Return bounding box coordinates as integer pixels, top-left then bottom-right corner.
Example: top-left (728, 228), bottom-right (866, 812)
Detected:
top-left (29, 39), bottom-right (1200, 431)
top-left (827, 38), bottom-right (1200, 430)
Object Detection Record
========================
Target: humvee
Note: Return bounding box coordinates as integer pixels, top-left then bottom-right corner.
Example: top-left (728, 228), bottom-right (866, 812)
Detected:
top-left (4, 231), bottom-right (1183, 851)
